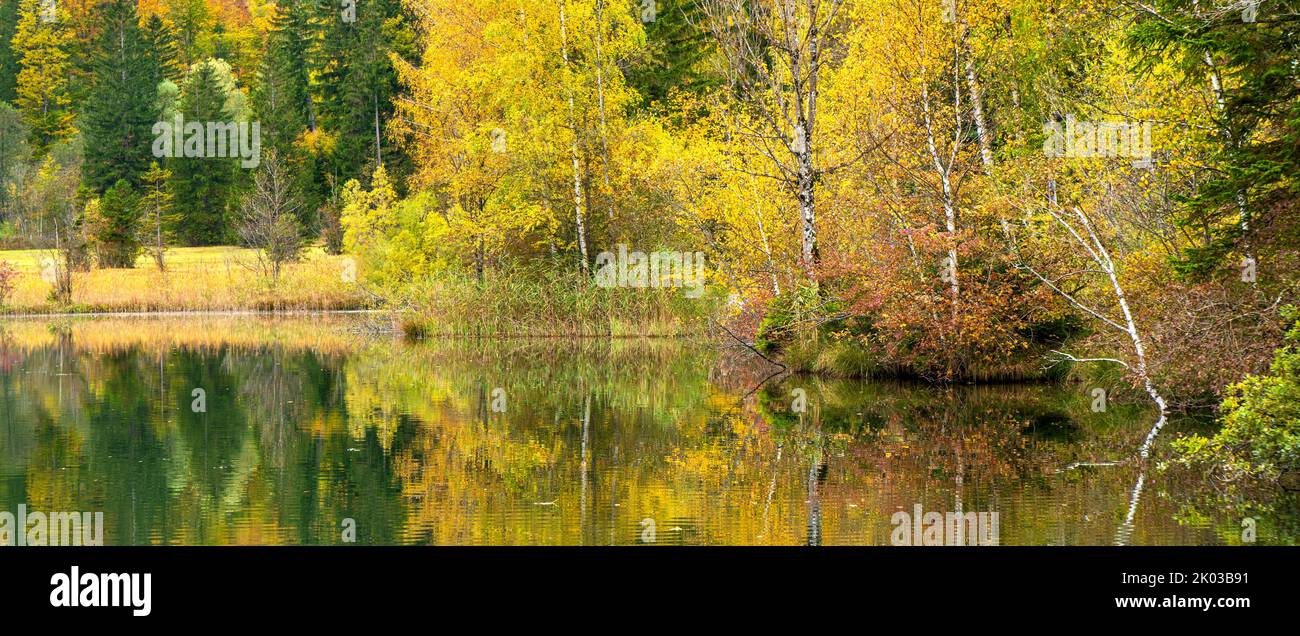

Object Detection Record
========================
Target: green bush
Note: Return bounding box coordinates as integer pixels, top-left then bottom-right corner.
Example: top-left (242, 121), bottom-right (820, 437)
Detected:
top-left (754, 284), bottom-right (834, 353)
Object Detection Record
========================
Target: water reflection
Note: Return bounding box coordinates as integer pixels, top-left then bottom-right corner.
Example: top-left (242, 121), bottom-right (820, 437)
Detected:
top-left (0, 315), bottom-right (1293, 545)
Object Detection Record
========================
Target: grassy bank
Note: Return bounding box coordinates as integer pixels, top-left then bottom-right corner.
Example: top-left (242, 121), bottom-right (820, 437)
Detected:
top-left (393, 265), bottom-right (719, 338)
top-left (0, 246), bottom-right (372, 314)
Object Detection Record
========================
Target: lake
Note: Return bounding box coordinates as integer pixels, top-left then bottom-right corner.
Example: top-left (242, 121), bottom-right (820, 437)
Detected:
top-left (0, 314), bottom-right (1293, 546)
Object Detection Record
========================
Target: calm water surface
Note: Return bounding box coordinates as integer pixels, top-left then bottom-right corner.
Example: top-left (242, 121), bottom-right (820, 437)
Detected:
top-left (0, 315), bottom-right (1294, 545)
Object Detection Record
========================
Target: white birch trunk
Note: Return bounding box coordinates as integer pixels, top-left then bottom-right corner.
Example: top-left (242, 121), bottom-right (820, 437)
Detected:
top-left (558, 0), bottom-right (589, 272)
top-left (1073, 207), bottom-right (1168, 457)
top-left (965, 58), bottom-right (992, 169)
top-left (922, 81), bottom-right (960, 306)
top-left (960, 18), bottom-right (993, 169)
top-left (593, 0), bottom-right (614, 221)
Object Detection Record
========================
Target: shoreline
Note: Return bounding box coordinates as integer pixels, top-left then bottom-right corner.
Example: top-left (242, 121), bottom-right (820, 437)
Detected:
top-left (0, 308), bottom-right (392, 320)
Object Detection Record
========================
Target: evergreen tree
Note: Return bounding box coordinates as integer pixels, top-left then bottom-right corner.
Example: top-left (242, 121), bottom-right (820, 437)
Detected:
top-left (316, 0), bottom-right (411, 188)
top-left (83, 0), bottom-right (162, 193)
top-left (1129, 1), bottom-right (1300, 277)
top-left (256, 0), bottom-right (321, 154)
top-left (90, 179), bottom-right (143, 268)
top-left (254, 1), bottom-right (326, 234)
top-left (145, 15), bottom-right (183, 85)
top-left (628, 0), bottom-right (720, 107)
top-left (0, 0), bottom-right (20, 104)
top-left (169, 59), bottom-right (237, 245)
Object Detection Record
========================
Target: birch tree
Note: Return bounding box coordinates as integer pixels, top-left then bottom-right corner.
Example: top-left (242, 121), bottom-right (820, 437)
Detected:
top-left (696, 0), bottom-right (849, 277)
top-left (850, 0), bottom-right (978, 311)
top-left (1006, 203), bottom-right (1169, 458)
top-left (558, 0), bottom-right (589, 272)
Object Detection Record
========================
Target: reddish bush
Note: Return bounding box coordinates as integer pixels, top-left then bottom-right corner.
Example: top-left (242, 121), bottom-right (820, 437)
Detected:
top-left (0, 260), bottom-right (17, 307)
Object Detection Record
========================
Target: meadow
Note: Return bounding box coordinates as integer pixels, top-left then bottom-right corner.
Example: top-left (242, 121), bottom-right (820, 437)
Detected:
top-left (0, 246), bottom-right (372, 314)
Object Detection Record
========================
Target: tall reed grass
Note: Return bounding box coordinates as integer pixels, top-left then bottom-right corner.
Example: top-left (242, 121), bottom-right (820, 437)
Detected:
top-left (394, 263), bottom-right (719, 338)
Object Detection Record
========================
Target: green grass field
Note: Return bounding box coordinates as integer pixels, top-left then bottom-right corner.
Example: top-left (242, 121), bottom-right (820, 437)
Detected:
top-left (0, 246), bottom-right (373, 314)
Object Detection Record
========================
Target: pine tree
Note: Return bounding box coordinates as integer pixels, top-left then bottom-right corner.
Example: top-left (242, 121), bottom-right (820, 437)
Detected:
top-left (90, 179), bottom-right (143, 268)
top-left (628, 0), bottom-right (719, 107)
top-left (316, 0), bottom-right (410, 187)
top-left (145, 14), bottom-right (183, 85)
top-left (254, 1), bottom-right (326, 234)
top-left (0, 0), bottom-right (20, 104)
top-left (83, 0), bottom-right (162, 193)
top-left (1128, 0), bottom-right (1300, 278)
top-left (11, 0), bottom-right (76, 158)
top-left (139, 161), bottom-right (177, 271)
top-left (256, 0), bottom-right (319, 153)
top-left (169, 59), bottom-right (237, 245)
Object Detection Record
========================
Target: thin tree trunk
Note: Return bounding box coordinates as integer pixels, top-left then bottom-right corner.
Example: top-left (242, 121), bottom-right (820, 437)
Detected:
top-left (750, 193), bottom-right (781, 296)
top-left (579, 393), bottom-right (591, 543)
top-left (373, 93), bottom-right (383, 166)
top-left (1075, 207), bottom-right (1168, 456)
top-left (797, 145), bottom-right (818, 274)
top-left (921, 80), bottom-right (960, 308)
top-left (956, 15), bottom-right (993, 169)
top-left (593, 0), bottom-right (614, 222)
top-left (156, 208), bottom-right (165, 272)
top-left (963, 38), bottom-right (992, 168)
top-left (558, 0), bottom-right (588, 272)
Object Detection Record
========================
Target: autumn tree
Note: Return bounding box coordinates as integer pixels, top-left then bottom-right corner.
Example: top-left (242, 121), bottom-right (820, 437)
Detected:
top-left (236, 149), bottom-right (303, 283)
top-left (12, 0), bottom-right (76, 157)
top-left (696, 0), bottom-right (852, 277)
